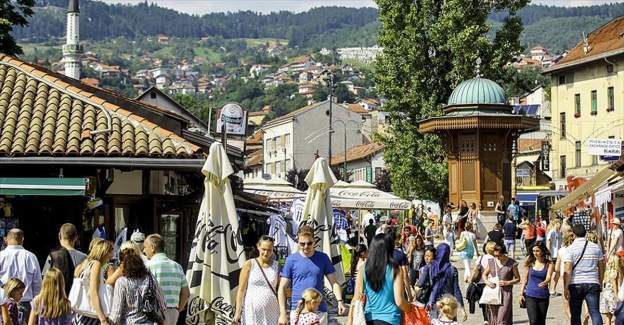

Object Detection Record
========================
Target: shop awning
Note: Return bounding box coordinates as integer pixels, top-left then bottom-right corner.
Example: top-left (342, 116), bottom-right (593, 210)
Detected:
top-left (516, 193), bottom-right (538, 203)
top-left (550, 167), bottom-right (617, 211)
top-left (0, 178), bottom-right (87, 196)
top-left (329, 180), bottom-right (412, 210)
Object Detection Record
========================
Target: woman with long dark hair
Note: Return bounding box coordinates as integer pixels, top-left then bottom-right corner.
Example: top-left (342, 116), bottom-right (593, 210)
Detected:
top-left (519, 241), bottom-right (554, 325)
top-left (347, 234), bottom-right (410, 325)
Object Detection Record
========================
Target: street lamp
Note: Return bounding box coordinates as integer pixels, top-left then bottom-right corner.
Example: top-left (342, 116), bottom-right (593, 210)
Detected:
top-left (334, 119), bottom-right (362, 181)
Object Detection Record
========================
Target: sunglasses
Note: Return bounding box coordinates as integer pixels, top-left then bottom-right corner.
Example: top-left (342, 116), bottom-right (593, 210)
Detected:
top-left (298, 241), bottom-right (314, 247)
top-left (261, 235), bottom-right (275, 242)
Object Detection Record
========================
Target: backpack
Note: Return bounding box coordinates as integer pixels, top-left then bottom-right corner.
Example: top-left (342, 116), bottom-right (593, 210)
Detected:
top-left (140, 275), bottom-right (165, 323)
top-left (49, 247), bottom-right (75, 295)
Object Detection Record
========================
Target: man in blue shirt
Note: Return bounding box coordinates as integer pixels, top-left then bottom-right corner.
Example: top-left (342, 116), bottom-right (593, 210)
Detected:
top-left (507, 198), bottom-right (520, 224)
top-left (278, 225), bottom-right (346, 325)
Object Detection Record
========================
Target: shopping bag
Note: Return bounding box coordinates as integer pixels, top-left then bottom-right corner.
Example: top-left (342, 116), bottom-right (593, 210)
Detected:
top-left (478, 276), bottom-right (501, 305)
top-left (350, 299), bottom-right (366, 325)
top-left (401, 303), bottom-right (429, 325)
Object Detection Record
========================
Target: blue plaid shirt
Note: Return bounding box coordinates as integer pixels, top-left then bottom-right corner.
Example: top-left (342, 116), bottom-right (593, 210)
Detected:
top-left (333, 209), bottom-right (348, 230)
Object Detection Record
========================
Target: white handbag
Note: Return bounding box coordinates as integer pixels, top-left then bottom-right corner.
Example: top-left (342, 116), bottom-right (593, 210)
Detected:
top-left (351, 299), bottom-right (366, 325)
top-left (479, 261), bottom-right (502, 305)
top-left (68, 261), bottom-right (113, 318)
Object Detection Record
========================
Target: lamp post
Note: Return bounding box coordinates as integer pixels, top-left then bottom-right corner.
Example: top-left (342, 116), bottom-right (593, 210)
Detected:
top-left (334, 119), bottom-right (362, 181)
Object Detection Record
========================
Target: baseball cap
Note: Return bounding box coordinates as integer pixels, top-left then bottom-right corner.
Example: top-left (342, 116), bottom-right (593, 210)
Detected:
top-left (130, 230), bottom-right (145, 243)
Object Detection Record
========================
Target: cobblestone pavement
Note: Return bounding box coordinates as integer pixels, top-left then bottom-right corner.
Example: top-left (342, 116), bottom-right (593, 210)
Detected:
top-left (332, 246), bottom-right (598, 324)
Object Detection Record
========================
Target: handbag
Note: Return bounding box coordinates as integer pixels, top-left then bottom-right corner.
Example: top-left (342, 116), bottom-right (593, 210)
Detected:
top-left (347, 276), bottom-right (366, 325)
top-left (455, 234), bottom-right (467, 251)
top-left (140, 275), bottom-right (165, 323)
top-left (68, 261), bottom-right (113, 318)
top-left (401, 303), bottom-right (430, 325)
top-left (479, 260), bottom-right (502, 305)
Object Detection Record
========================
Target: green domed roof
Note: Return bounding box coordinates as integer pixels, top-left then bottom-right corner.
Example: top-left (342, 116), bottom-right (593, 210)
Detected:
top-left (447, 77), bottom-right (506, 106)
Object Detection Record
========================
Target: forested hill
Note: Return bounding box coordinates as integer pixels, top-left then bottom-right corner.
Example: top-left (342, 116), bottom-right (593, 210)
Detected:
top-left (16, 1), bottom-right (624, 53)
top-left (17, 1), bottom-right (378, 49)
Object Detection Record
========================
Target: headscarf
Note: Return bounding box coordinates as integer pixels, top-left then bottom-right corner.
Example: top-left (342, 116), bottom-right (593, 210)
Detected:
top-left (429, 243), bottom-right (451, 281)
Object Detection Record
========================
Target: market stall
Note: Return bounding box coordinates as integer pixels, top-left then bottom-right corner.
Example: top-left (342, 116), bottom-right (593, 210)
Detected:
top-left (243, 177), bottom-right (305, 202)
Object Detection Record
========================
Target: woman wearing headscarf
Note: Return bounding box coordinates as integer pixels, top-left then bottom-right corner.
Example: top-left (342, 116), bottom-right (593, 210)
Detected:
top-left (426, 243), bottom-right (467, 321)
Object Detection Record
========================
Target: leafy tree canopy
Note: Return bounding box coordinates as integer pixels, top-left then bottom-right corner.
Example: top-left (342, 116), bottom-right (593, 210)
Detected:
top-left (1, 0), bottom-right (34, 55)
top-left (376, 0), bottom-right (528, 204)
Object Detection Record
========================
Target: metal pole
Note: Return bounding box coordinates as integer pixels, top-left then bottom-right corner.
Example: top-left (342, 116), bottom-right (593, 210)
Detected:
top-left (328, 73), bottom-right (333, 165)
top-left (344, 126), bottom-right (347, 181)
top-left (207, 106), bottom-right (213, 137)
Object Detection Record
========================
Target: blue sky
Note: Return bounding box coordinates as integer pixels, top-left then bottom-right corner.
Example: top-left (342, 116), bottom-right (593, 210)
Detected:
top-left (100, 0), bottom-right (624, 14)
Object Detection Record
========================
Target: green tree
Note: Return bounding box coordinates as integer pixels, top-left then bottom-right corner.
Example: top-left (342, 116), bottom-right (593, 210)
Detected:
top-left (313, 84), bottom-right (329, 102)
top-left (0, 0), bottom-right (34, 55)
top-left (376, 0), bottom-right (528, 203)
top-left (334, 83), bottom-right (355, 104)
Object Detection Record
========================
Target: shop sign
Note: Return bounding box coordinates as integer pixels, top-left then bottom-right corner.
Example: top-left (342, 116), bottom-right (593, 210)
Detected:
top-left (516, 168), bottom-right (531, 178)
top-left (587, 138), bottom-right (622, 156)
top-left (216, 103), bottom-right (247, 136)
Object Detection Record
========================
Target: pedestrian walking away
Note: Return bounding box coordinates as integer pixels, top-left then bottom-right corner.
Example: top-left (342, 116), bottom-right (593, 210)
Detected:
top-left (519, 241), bottom-right (554, 325)
top-left (28, 267), bottom-right (73, 325)
top-left (495, 195), bottom-right (506, 227)
top-left (457, 223), bottom-right (479, 283)
top-left (502, 216), bottom-right (517, 259)
top-left (427, 243), bottom-right (467, 321)
top-left (365, 219), bottom-right (377, 246)
top-left (563, 224), bottom-right (605, 325)
top-left (553, 231), bottom-right (576, 320)
top-left (599, 250), bottom-right (623, 325)
top-left (144, 234), bottom-right (190, 325)
top-left (278, 225), bottom-right (346, 325)
top-left (0, 229), bottom-right (42, 324)
top-left (233, 235), bottom-right (280, 325)
top-left (346, 234), bottom-right (410, 325)
top-left (41, 223), bottom-right (87, 296)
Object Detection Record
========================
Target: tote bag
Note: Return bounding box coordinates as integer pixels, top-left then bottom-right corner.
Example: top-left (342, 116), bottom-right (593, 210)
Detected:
top-left (69, 261), bottom-right (113, 318)
top-left (479, 261), bottom-right (502, 305)
top-left (401, 303), bottom-right (429, 325)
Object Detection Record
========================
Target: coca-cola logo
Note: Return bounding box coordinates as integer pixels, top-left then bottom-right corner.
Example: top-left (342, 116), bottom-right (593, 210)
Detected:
top-left (336, 190), bottom-right (381, 198)
top-left (389, 201), bottom-right (411, 209)
top-left (355, 201), bottom-right (375, 208)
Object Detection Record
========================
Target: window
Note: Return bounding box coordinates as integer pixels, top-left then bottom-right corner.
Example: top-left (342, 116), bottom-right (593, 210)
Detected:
top-left (273, 138), bottom-right (278, 152)
top-left (575, 141), bottom-right (581, 167)
top-left (285, 159), bottom-right (291, 171)
top-left (150, 92), bottom-right (157, 99)
top-left (574, 94), bottom-right (581, 117)
top-left (591, 90), bottom-right (597, 115)
top-left (567, 73), bottom-right (574, 85)
top-left (266, 163), bottom-right (274, 175)
top-left (278, 135), bottom-right (284, 148)
top-left (608, 64), bottom-right (615, 74)
top-left (608, 87), bottom-right (615, 111)
top-left (592, 154), bottom-right (598, 166)
top-left (560, 112), bottom-right (566, 139)
top-left (558, 75), bottom-right (566, 85)
top-left (281, 160), bottom-right (287, 174)
top-left (275, 161), bottom-right (281, 177)
top-left (560, 155), bottom-right (566, 179)
top-left (285, 134), bottom-right (290, 148)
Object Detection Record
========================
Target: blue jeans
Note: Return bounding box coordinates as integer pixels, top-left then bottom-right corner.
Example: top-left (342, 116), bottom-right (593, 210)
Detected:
top-left (504, 239), bottom-right (515, 255)
top-left (568, 283), bottom-right (602, 325)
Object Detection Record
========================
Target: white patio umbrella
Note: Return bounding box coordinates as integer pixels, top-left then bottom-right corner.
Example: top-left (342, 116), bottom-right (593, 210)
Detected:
top-left (301, 158), bottom-right (345, 284)
top-left (186, 142), bottom-right (245, 325)
top-left (243, 177), bottom-right (305, 201)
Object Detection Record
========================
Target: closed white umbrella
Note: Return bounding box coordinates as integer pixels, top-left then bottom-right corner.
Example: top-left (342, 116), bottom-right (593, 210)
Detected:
top-left (186, 142), bottom-right (245, 325)
top-left (301, 158), bottom-right (345, 284)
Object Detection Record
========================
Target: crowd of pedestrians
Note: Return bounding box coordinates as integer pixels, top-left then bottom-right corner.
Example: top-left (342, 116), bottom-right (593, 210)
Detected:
top-left (0, 224), bottom-right (188, 325)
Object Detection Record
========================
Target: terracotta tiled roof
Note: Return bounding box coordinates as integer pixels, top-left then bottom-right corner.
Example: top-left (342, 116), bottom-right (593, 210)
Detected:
top-left (246, 149), bottom-right (263, 166)
top-left (346, 103), bottom-right (369, 114)
top-left (245, 131), bottom-right (263, 145)
top-left (80, 78), bottom-right (99, 87)
top-left (330, 142), bottom-right (384, 165)
top-left (547, 17), bottom-right (624, 72)
top-left (0, 55), bottom-right (199, 158)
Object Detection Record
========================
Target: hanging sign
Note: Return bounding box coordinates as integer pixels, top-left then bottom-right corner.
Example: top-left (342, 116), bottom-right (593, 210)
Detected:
top-left (587, 138), bottom-right (622, 156)
top-left (216, 103), bottom-right (247, 136)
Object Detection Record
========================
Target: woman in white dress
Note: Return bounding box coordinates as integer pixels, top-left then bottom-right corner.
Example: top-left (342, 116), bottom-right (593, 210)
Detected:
top-left (233, 235), bottom-right (280, 325)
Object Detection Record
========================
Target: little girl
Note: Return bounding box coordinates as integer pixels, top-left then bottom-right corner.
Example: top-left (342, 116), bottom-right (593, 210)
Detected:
top-left (291, 288), bottom-right (322, 325)
top-left (431, 295), bottom-right (459, 325)
top-left (28, 267), bottom-right (73, 325)
top-left (1, 278), bottom-right (25, 325)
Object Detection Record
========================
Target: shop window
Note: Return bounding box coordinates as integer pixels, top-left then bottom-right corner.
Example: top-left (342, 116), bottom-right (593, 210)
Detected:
top-left (560, 112), bottom-right (566, 139)
top-left (608, 87), bottom-right (615, 111)
top-left (574, 94), bottom-right (581, 117)
top-left (560, 155), bottom-right (566, 179)
top-left (558, 75), bottom-right (565, 85)
top-left (575, 141), bottom-right (581, 167)
top-left (591, 90), bottom-right (597, 115)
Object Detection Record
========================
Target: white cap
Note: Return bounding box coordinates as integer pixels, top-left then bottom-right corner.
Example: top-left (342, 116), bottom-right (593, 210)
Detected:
top-left (130, 230), bottom-right (145, 243)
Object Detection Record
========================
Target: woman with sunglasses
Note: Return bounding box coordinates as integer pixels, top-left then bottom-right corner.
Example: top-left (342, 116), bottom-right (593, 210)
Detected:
top-left (233, 235), bottom-right (280, 325)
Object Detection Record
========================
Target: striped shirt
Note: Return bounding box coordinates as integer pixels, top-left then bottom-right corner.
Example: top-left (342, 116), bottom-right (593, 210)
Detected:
top-left (147, 253), bottom-right (188, 308)
top-left (562, 238), bottom-right (604, 285)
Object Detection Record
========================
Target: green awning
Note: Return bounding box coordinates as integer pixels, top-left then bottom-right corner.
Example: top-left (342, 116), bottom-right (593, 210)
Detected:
top-left (0, 178), bottom-right (87, 196)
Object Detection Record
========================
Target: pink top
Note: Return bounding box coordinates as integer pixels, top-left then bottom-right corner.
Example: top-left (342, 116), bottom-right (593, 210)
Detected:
top-left (291, 312), bottom-right (320, 325)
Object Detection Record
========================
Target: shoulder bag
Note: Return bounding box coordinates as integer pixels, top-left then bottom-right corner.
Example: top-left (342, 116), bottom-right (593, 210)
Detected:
top-left (469, 255), bottom-right (484, 284)
top-left (68, 261), bottom-right (113, 318)
top-left (455, 233), bottom-right (467, 251)
top-left (255, 259), bottom-right (278, 298)
top-left (572, 241), bottom-right (589, 271)
top-left (479, 259), bottom-right (502, 305)
top-left (349, 275), bottom-right (366, 325)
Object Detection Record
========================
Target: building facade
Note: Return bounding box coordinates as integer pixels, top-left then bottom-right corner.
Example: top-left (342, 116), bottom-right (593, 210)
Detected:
top-left (261, 100), bottom-right (363, 178)
top-left (544, 17), bottom-right (624, 190)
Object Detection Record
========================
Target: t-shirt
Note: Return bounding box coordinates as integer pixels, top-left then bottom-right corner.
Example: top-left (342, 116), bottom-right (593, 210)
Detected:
top-left (442, 213), bottom-right (453, 225)
top-left (562, 238), bottom-right (604, 285)
top-left (291, 311), bottom-right (320, 325)
top-left (546, 229), bottom-right (561, 259)
top-left (393, 249), bottom-right (408, 266)
top-left (281, 251), bottom-right (335, 312)
top-left (507, 204), bottom-right (519, 221)
top-left (523, 223), bottom-right (536, 240)
top-left (503, 222), bottom-right (516, 240)
top-left (424, 228), bottom-right (434, 246)
top-left (608, 227), bottom-right (624, 255)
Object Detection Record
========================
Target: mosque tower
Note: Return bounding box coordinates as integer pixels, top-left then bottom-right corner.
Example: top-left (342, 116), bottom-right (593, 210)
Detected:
top-left (62, 0), bottom-right (82, 80)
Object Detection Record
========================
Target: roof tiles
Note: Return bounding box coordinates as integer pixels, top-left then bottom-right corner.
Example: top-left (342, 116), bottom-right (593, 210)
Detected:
top-left (0, 55), bottom-right (199, 158)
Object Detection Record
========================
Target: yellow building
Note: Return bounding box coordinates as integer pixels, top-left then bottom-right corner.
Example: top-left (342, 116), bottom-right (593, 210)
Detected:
top-left (544, 17), bottom-right (624, 189)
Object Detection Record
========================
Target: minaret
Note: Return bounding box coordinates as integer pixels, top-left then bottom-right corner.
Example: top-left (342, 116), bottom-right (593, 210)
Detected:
top-left (62, 0), bottom-right (82, 80)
